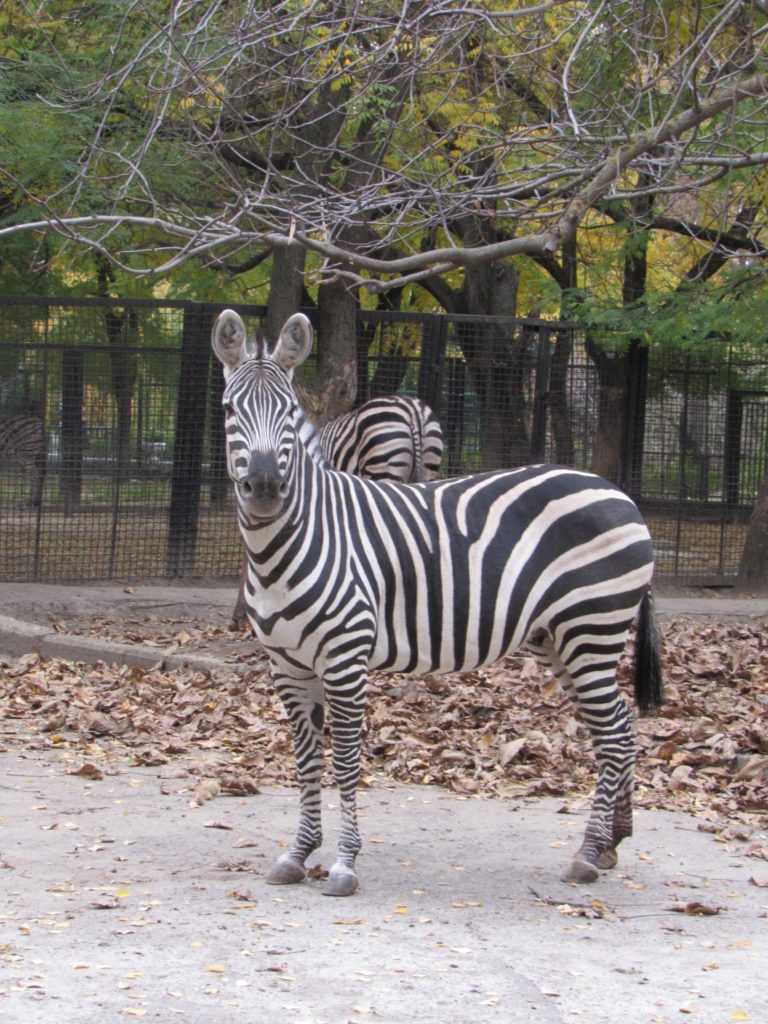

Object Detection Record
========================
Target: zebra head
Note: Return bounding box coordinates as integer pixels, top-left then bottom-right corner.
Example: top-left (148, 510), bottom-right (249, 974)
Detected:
top-left (212, 309), bottom-right (313, 522)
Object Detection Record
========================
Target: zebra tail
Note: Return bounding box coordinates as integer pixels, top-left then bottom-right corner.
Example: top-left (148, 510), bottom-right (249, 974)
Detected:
top-left (633, 589), bottom-right (664, 717)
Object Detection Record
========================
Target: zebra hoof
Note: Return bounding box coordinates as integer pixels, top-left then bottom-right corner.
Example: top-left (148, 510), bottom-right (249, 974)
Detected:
top-left (562, 858), bottom-right (600, 884)
top-left (323, 864), bottom-right (359, 897)
top-left (266, 854), bottom-right (307, 886)
top-left (596, 847), bottom-right (618, 870)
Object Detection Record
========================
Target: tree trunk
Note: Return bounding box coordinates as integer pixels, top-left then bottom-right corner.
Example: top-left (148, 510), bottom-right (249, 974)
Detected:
top-left (550, 235), bottom-right (578, 465)
top-left (98, 258), bottom-right (137, 487)
top-left (585, 334), bottom-right (627, 483)
top-left (106, 308), bottom-right (138, 486)
top-left (456, 258), bottom-right (525, 470)
top-left (316, 277), bottom-right (359, 404)
top-left (737, 474), bottom-right (768, 592)
top-left (265, 245), bottom-right (308, 343)
top-left (548, 330), bottom-right (574, 465)
top-left (586, 189), bottom-right (653, 485)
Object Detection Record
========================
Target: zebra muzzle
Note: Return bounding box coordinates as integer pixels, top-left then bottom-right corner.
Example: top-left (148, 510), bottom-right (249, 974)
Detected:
top-left (238, 450), bottom-right (286, 518)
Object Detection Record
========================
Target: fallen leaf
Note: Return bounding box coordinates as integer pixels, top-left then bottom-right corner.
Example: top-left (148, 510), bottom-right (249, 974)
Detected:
top-left (190, 779), bottom-right (221, 807)
top-left (500, 738), bottom-right (527, 766)
top-left (69, 763), bottom-right (104, 780)
top-left (1, 615), bottom-right (766, 840)
top-left (667, 902), bottom-right (722, 916)
top-left (306, 864), bottom-right (329, 881)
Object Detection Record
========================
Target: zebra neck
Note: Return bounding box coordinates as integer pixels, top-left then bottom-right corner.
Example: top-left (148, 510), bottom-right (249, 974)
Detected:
top-left (295, 410), bottom-right (328, 467)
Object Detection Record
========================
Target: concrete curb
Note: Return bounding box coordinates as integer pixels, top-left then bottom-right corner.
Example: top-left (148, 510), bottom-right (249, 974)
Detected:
top-left (1, 585), bottom-right (767, 672)
top-left (0, 612), bottom-right (246, 675)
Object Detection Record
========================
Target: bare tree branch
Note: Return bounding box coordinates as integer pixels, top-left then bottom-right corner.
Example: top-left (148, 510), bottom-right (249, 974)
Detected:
top-left (2, 1), bottom-right (767, 291)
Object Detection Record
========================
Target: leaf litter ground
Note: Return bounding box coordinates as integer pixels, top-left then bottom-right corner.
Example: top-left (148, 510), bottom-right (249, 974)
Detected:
top-left (1, 614), bottom-right (767, 864)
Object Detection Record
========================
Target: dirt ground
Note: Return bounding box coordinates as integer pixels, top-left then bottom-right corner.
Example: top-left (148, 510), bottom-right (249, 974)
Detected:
top-left (1, 582), bottom-right (767, 1024)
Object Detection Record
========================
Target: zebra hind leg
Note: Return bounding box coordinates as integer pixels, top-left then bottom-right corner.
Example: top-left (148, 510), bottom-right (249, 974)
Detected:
top-left (528, 630), bottom-right (636, 883)
top-left (265, 675), bottom-right (326, 887)
top-left (564, 645), bottom-right (636, 884)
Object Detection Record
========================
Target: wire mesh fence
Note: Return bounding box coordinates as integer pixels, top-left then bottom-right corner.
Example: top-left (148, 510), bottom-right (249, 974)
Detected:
top-left (1, 295), bottom-right (764, 584)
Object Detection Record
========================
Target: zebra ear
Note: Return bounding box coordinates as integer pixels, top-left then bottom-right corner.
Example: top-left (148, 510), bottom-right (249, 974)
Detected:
top-left (271, 313), bottom-right (313, 378)
top-left (212, 310), bottom-right (248, 377)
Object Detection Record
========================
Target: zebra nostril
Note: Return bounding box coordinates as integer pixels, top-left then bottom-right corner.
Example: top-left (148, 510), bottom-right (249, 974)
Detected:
top-left (237, 451), bottom-right (285, 516)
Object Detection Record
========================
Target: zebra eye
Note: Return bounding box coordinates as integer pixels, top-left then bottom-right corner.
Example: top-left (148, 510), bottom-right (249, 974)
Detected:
top-left (223, 401), bottom-right (234, 417)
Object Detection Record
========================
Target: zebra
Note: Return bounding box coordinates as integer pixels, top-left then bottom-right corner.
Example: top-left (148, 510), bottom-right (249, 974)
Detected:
top-left (212, 309), bottom-right (663, 897)
top-left (230, 378), bottom-right (444, 626)
top-left (313, 394), bottom-right (443, 484)
top-left (0, 414), bottom-right (46, 507)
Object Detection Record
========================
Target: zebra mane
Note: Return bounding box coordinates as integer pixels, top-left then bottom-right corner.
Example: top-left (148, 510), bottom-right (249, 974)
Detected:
top-left (295, 405), bottom-right (330, 468)
top-left (249, 326), bottom-right (269, 361)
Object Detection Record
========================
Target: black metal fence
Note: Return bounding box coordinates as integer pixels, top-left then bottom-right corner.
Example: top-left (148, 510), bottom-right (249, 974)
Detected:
top-left (1, 294), bottom-right (764, 584)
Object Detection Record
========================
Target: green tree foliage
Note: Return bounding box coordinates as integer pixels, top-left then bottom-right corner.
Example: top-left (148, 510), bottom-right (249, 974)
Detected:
top-left (0, 0), bottom-right (765, 305)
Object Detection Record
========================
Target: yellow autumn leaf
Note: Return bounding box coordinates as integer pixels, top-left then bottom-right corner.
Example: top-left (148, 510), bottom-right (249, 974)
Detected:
top-left (731, 1013), bottom-right (749, 1022)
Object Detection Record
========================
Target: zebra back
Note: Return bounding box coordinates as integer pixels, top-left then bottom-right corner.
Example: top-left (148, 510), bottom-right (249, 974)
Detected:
top-left (316, 395), bottom-right (443, 483)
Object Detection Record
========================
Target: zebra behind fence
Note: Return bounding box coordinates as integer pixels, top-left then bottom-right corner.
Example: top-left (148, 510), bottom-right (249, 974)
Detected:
top-left (230, 381), bottom-right (444, 626)
top-left (213, 310), bottom-right (663, 897)
top-left (0, 415), bottom-right (45, 507)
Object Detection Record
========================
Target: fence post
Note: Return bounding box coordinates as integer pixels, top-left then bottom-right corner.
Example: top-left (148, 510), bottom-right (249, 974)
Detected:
top-left (443, 357), bottom-right (466, 476)
top-left (417, 314), bottom-right (447, 411)
top-left (166, 306), bottom-right (210, 577)
top-left (530, 326), bottom-right (552, 462)
top-left (60, 348), bottom-right (85, 516)
top-left (620, 340), bottom-right (648, 496)
top-left (723, 388), bottom-right (743, 510)
top-left (208, 344), bottom-right (229, 508)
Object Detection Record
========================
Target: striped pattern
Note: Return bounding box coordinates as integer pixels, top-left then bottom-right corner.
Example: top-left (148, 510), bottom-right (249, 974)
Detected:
top-left (213, 310), bottom-right (662, 896)
top-left (312, 395), bottom-right (443, 483)
top-left (0, 415), bottom-right (45, 506)
top-left (231, 394), bottom-right (443, 626)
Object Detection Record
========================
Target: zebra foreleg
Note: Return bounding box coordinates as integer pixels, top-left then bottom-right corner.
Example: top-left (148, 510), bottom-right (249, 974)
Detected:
top-left (323, 685), bottom-right (367, 896)
top-left (266, 676), bottom-right (326, 887)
